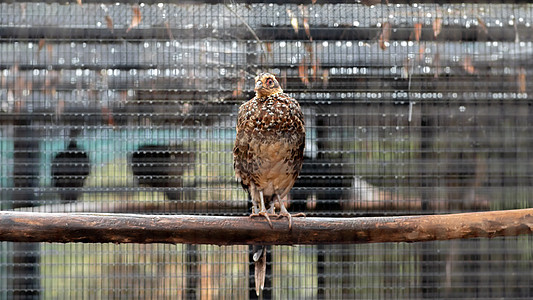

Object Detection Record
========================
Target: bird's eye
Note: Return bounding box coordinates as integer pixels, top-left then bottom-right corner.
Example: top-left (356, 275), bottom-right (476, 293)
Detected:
top-left (266, 78), bottom-right (274, 86)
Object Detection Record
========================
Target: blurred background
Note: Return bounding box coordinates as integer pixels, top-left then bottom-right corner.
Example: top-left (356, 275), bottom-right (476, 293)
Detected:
top-left (1, 0), bottom-right (533, 299)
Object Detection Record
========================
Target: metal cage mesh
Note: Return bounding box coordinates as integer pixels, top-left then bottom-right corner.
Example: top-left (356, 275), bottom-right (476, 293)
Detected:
top-left (1, 1), bottom-right (533, 299)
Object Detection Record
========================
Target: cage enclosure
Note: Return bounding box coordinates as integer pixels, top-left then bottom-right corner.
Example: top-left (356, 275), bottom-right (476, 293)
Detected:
top-left (1, 0), bottom-right (533, 299)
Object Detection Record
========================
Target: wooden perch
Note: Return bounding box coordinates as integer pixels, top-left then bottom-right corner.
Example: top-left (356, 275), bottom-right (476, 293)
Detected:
top-left (1, 209), bottom-right (532, 245)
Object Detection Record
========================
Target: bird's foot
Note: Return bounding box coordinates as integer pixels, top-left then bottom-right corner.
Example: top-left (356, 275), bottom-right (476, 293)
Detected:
top-left (277, 211), bottom-right (292, 230)
top-left (278, 205), bottom-right (305, 230)
top-left (277, 212), bottom-right (306, 230)
top-left (292, 212), bottom-right (306, 217)
top-left (258, 210), bottom-right (273, 228)
top-left (250, 211), bottom-right (274, 228)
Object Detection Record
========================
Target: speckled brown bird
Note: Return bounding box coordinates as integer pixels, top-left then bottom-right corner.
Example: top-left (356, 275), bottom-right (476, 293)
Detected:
top-left (233, 72), bottom-right (305, 295)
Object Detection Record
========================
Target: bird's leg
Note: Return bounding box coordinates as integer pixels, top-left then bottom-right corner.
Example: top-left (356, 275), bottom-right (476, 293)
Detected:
top-left (276, 194), bottom-right (305, 230)
top-left (266, 202), bottom-right (276, 215)
top-left (249, 184), bottom-right (261, 217)
top-left (251, 196), bottom-right (260, 215)
top-left (248, 182), bottom-right (262, 215)
top-left (250, 190), bottom-right (273, 228)
top-left (257, 191), bottom-right (273, 228)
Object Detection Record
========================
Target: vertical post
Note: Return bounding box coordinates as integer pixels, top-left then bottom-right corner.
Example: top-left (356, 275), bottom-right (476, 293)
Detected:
top-left (419, 110), bottom-right (434, 212)
top-left (316, 113), bottom-right (347, 299)
top-left (419, 101), bottom-right (440, 298)
top-left (315, 116), bottom-right (343, 212)
top-left (316, 245), bottom-right (326, 299)
top-left (11, 115), bottom-right (41, 299)
top-left (185, 244), bottom-right (199, 299)
top-left (316, 112), bottom-right (326, 298)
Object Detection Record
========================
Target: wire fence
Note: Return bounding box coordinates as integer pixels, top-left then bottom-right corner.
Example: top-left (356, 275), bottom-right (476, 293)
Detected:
top-left (1, 1), bottom-right (533, 298)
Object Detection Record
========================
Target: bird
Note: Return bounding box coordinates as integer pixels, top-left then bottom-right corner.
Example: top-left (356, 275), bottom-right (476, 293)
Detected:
top-left (51, 139), bottom-right (91, 203)
top-left (233, 72), bottom-right (305, 296)
top-left (130, 144), bottom-right (195, 201)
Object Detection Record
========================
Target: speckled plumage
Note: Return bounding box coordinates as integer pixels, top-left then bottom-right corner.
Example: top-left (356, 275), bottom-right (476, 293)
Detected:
top-left (233, 73), bottom-right (305, 296)
top-left (234, 92), bottom-right (305, 199)
top-left (233, 73), bottom-right (305, 214)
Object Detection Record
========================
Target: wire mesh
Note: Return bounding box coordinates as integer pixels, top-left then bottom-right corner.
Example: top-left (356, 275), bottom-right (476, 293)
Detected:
top-left (1, 1), bottom-right (533, 299)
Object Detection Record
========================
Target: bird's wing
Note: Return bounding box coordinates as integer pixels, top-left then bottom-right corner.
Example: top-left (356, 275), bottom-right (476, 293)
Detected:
top-left (235, 98), bottom-right (254, 134)
top-left (233, 99), bottom-right (255, 186)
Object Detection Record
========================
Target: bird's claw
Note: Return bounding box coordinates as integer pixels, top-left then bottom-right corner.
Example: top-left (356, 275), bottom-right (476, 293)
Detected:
top-left (277, 212), bottom-right (306, 230)
top-left (260, 211), bottom-right (273, 228)
top-left (250, 211), bottom-right (274, 228)
top-left (278, 211), bottom-right (292, 230)
top-left (292, 212), bottom-right (306, 217)
top-left (278, 202), bottom-right (305, 230)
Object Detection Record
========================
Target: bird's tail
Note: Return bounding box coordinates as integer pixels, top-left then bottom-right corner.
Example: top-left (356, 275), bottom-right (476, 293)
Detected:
top-left (253, 245), bottom-right (266, 296)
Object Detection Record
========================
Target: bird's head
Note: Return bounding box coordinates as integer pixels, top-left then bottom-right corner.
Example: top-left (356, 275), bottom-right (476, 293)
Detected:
top-left (254, 73), bottom-right (283, 98)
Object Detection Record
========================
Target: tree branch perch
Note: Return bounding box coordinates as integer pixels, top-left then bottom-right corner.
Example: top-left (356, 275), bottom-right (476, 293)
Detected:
top-left (0, 209), bottom-right (532, 245)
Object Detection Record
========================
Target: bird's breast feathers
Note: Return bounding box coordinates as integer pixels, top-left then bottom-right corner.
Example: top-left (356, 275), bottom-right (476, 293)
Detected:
top-left (237, 93), bottom-right (305, 135)
top-left (233, 92), bottom-right (305, 195)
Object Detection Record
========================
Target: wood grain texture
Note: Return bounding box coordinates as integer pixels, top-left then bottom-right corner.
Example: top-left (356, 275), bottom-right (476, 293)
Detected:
top-left (0, 209), bottom-right (532, 245)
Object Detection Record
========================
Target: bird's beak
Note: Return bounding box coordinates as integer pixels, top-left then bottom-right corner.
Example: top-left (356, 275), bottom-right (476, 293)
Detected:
top-left (255, 80), bottom-right (262, 90)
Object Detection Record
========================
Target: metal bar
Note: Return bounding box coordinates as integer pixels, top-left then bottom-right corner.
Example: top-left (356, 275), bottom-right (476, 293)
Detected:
top-left (11, 117), bottom-right (41, 299)
top-left (0, 25), bottom-right (530, 42)
top-left (2, 0), bottom-right (531, 5)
